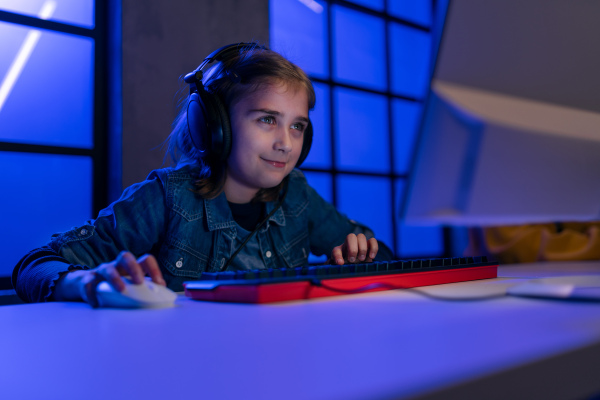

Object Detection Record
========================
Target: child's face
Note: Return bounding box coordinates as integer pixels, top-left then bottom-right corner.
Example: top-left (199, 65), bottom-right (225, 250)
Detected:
top-left (225, 82), bottom-right (309, 203)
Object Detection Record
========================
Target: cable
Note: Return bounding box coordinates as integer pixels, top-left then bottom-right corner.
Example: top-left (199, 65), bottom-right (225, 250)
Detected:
top-left (309, 279), bottom-right (507, 302)
top-left (220, 178), bottom-right (290, 272)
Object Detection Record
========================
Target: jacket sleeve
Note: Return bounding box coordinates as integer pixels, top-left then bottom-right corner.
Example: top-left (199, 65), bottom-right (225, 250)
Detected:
top-left (12, 171), bottom-right (168, 303)
top-left (12, 246), bottom-right (89, 303)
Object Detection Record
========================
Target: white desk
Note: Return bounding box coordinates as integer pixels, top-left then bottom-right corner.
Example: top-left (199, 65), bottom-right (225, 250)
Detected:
top-left (2, 261), bottom-right (600, 400)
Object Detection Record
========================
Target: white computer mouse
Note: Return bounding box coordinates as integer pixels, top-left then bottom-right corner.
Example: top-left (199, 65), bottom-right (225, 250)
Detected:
top-left (507, 275), bottom-right (600, 301)
top-left (96, 277), bottom-right (177, 308)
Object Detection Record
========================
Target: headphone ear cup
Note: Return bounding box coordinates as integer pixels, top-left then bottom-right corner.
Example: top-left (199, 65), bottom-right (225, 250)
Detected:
top-left (296, 120), bottom-right (313, 167)
top-left (187, 91), bottom-right (232, 160)
top-left (209, 93), bottom-right (232, 160)
top-left (187, 93), bottom-right (209, 154)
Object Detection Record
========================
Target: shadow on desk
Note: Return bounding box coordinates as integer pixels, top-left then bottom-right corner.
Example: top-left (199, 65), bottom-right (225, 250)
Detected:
top-left (0, 290), bottom-right (24, 306)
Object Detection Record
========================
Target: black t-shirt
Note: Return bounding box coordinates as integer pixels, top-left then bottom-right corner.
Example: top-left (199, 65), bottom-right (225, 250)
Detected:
top-left (228, 201), bottom-right (265, 232)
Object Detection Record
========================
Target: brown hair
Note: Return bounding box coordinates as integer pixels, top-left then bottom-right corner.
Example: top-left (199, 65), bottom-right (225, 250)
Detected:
top-left (166, 43), bottom-right (315, 202)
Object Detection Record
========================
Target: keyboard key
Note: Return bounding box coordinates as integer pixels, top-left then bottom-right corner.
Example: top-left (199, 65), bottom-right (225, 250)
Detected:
top-left (431, 259), bottom-right (443, 267)
top-left (388, 261), bottom-right (402, 270)
top-left (200, 272), bottom-right (217, 280)
top-left (376, 262), bottom-right (388, 272)
top-left (217, 271), bottom-right (236, 280)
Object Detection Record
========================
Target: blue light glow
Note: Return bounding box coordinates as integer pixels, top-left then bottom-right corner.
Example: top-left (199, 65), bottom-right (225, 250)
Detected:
top-left (335, 87), bottom-right (389, 173)
top-left (0, 152), bottom-right (92, 277)
top-left (270, 0), bottom-right (329, 79)
top-left (333, 5), bottom-right (387, 91)
top-left (0, 0), bottom-right (56, 114)
top-left (337, 175), bottom-right (393, 248)
top-left (0, 21), bottom-right (94, 148)
top-left (389, 23), bottom-right (432, 99)
top-left (302, 82), bottom-right (331, 168)
top-left (395, 180), bottom-right (443, 257)
top-left (0, 0), bottom-right (94, 28)
top-left (388, 0), bottom-right (432, 27)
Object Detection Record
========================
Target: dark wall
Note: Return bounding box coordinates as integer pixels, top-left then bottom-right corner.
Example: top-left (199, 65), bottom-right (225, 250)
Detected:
top-left (435, 0), bottom-right (600, 113)
top-left (120, 0), bottom-right (269, 190)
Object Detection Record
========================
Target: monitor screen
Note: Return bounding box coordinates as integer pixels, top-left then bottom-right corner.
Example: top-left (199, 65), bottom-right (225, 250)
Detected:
top-left (402, 0), bottom-right (600, 226)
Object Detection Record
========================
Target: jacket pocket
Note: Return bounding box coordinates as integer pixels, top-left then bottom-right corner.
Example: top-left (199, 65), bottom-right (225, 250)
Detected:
top-left (279, 230), bottom-right (310, 268)
top-left (159, 235), bottom-right (209, 278)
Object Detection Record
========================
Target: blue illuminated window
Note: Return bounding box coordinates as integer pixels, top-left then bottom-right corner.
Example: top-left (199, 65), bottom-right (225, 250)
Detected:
top-left (0, 21), bottom-right (94, 147)
top-left (392, 99), bottom-right (421, 174)
top-left (389, 1), bottom-right (432, 27)
top-left (344, 0), bottom-right (384, 12)
top-left (0, 152), bottom-right (92, 275)
top-left (395, 179), bottom-right (443, 256)
top-left (0, 0), bottom-right (95, 28)
top-left (303, 82), bottom-right (331, 168)
top-left (270, 0), bottom-right (328, 79)
top-left (333, 5), bottom-right (386, 91)
top-left (335, 87), bottom-right (389, 173)
top-left (272, 1), bottom-right (445, 259)
top-left (389, 22), bottom-right (432, 99)
top-left (0, 1), bottom-right (105, 279)
top-left (303, 171), bottom-right (333, 204)
top-left (338, 175), bottom-right (393, 247)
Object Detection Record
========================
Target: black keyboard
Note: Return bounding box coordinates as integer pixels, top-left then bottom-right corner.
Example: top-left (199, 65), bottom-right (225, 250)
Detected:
top-left (184, 256), bottom-right (498, 303)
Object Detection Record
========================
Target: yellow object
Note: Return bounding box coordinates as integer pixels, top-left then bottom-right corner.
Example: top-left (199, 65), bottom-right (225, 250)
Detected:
top-left (469, 222), bottom-right (600, 263)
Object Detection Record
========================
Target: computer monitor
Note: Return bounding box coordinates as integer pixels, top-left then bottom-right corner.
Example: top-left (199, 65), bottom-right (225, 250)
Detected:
top-left (402, 0), bottom-right (600, 226)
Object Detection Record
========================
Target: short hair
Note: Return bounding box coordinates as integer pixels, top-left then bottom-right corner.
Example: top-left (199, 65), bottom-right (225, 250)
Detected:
top-left (166, 43), bottom-right (315, 201)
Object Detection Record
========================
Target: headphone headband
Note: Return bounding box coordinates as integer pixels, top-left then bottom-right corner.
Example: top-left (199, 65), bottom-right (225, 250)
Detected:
top-left (184, 42), bottom-right (261, 85)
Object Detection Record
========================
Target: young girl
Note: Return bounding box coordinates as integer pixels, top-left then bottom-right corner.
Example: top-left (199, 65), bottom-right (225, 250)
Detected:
top-left (12, 43), bottom-right (392, 306)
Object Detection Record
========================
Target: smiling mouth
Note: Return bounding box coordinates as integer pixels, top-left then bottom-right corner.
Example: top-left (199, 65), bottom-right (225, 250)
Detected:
top-left (261, 158), bottom-right (287, 168)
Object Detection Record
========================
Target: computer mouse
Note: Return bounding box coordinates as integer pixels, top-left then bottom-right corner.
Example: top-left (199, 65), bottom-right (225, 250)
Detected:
top-left (95, 277), bottom-right (177, 308)
top-left (507, 275), bottom-right (600, 301)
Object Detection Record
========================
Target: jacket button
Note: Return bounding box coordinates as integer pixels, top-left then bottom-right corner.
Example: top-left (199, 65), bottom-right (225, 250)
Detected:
top-left (80, 229), bottom-right (87, 235)
top-left (265, 251), bottom-right (272, 258)
top-left (176, 258), bottom-right (183, 268)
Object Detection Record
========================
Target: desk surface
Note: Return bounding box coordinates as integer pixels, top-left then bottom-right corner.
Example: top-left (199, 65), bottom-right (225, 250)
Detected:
top-left (2, 261), bottom-right (600, 400)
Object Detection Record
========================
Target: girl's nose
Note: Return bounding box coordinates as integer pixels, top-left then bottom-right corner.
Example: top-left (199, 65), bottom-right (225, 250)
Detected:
top-left (274, 127), bottom-right (292, 153)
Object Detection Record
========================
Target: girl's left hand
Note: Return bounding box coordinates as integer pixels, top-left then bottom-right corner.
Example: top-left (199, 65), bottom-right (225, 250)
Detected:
top-left (330, 233), bottom-right (378, 265)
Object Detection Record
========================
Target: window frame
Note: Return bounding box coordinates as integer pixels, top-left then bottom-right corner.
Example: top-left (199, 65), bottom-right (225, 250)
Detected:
top-left (0, 3), bottom-right (110, 286)
top-left (280, 0), bottom-right (448, 258)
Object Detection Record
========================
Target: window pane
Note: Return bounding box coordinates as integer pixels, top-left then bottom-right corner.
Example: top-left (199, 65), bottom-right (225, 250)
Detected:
top-left (303, 82), bottom-right (331, 168)
top-left (337, 175), bottom-right (393, 249)
top-left (0, 0), bottom-right (95, 29)
top-left (388, 0), bottom-right (432, 27)
top-left (395, 179), bottom-right (443, 257)
top-left (389, 22), bottom-right (432, 99)
top-left (335, 87), bottom-right (389, 173)
top-left (303, 171), bottom-right (333, 264)
top-left (345, 0), bottom-right (384, 11)
top-left (0, 22), bottom-right (94, 148)
top-left (270, 0), bottom-right (328, 79)
top-left (393, 99), bottom-right (422, 174)
top-left (333, 5), bottom-right (386, 91)
top-left (0, 152), bottom-right (92, 276)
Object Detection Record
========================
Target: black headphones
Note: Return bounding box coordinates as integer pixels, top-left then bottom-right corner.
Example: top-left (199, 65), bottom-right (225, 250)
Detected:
top-left (183, 43), bottom-right (313, 166)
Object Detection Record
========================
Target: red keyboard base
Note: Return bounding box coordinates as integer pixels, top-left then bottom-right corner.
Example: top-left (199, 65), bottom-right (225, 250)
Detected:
top-left (184, 265), bottom-right (498, 304)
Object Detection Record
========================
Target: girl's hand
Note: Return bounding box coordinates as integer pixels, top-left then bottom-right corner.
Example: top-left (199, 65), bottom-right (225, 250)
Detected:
top-left (330, 233), bottom-right (379, 265)
top-left (54, 252), bottom-right (166, 307)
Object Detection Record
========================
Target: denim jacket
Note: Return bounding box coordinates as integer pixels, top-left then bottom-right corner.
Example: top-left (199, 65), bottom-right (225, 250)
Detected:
top-left (13, 166), bottom-right (387, 302)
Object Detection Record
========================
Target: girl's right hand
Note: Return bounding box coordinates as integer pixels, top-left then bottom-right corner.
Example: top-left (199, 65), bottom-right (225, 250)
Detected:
top-left (54, 251), bottom-right (166, 307)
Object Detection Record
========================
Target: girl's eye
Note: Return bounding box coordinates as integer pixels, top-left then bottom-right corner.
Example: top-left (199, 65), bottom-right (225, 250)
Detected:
top-left (291, 122), bottom-right (306, 132)
top-left (259, 116), bottom-right (276, 125)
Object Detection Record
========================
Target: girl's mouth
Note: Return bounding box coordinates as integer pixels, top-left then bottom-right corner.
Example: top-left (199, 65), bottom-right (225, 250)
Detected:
top-left (262, 158), bottom-right (286, 168)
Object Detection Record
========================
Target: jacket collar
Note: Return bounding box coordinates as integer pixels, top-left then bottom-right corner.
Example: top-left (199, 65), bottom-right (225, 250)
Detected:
top-left (204, 191), bottom-right (286, 232)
